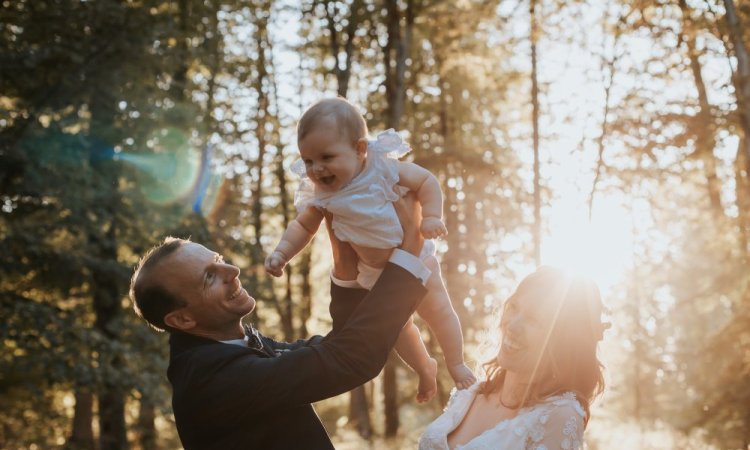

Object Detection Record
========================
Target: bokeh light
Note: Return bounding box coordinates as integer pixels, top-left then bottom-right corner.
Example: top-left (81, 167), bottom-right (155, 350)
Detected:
top-left (113, 128), bottom-right (225, 218)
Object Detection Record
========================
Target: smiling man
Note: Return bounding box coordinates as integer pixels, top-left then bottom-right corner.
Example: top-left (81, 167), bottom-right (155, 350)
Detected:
top-left (129, 198), bottom-right (429, 450)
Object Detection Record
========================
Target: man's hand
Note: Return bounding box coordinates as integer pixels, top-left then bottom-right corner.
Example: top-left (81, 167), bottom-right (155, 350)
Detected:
top-left (323, 210), bottom-right (358, 281)
top-left (420, 216), bottom-right (448, 239)
top-left (264, 251), bottom-right (287, 277)
top-left (393, 192), bottom-right (424, 257)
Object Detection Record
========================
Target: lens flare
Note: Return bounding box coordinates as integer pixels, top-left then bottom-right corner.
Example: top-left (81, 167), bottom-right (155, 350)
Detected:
top-left (114, 128), bottom-right (225, 218)
top-left (190, 143), bottom-right (226, 220)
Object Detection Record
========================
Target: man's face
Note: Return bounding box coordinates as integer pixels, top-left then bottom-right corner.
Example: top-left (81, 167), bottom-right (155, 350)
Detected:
top-left (160, 242), bottom-right (255, 338)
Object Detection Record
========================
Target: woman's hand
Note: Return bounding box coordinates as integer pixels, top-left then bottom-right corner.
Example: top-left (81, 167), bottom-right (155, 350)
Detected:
top-left (394, 192), bottom-right (425, 257)
top-left (323, 210), bottom-right (358, 281)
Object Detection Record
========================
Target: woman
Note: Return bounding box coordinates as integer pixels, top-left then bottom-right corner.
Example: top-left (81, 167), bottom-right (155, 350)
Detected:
top-left (419, 266), bottom-right (609, 450)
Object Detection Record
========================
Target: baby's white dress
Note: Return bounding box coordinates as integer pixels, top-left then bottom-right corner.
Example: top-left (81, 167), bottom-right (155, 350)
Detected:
top-left (419, 382), bottom-right (585, 450)
top-left (293, 129), bottom-right (434, 289)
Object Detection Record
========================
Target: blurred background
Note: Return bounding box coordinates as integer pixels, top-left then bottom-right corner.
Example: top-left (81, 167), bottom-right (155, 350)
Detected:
top-left (2, 0), bottom-right (749, 448)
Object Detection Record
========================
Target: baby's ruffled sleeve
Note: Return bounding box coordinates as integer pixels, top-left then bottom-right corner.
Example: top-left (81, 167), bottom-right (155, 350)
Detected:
top-left (289, 159), bottom-right (317, 213)
top-left (367, 129), bottom-right (411, 159)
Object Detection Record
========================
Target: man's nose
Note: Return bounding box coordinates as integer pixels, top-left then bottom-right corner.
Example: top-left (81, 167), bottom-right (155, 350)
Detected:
top-left (220, 263), bottom-right (240, 282)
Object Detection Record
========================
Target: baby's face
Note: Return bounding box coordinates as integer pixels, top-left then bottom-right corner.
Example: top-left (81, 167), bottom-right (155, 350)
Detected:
top-left (298, 120), bottom-right (365, 192)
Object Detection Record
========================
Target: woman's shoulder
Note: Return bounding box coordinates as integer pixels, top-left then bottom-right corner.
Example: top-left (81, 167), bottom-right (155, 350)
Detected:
top-left (444, 380), bottom-right (482, 411)
top-left (520, 392), bottom-right (585, 450)
top-left (541, 392), bottom-right (586, 417)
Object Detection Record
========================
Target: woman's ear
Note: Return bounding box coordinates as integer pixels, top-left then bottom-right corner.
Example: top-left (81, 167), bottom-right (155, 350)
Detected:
top-left (164, 309), bottom-right (196, 331)
top-left (356, 138), bottom-right (368, 158)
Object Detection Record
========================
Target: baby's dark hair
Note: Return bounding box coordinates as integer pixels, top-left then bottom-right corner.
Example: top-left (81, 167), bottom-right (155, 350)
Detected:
top-left (297, 97), bottom-right (368, 144)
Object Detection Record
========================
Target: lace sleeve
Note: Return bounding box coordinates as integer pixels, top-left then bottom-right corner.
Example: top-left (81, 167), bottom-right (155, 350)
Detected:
top-left (367, 129), bottom-right (411, 158)
top-left (528, 403), bottom-right (585, 450)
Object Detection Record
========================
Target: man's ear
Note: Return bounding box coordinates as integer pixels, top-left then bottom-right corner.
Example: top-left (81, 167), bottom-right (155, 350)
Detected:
top-left (355, 138), bottom-right (368, 158)
top-left (164, 309), bottom-right (196, 331)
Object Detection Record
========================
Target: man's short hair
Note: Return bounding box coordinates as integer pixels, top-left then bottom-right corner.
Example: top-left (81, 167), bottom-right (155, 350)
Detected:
top-left (130, 237), bottom-right (190, 332)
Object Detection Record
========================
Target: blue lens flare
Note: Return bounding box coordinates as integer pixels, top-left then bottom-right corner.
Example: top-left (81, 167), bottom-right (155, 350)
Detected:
top-left (114, 128), bottom-right (227, 218)
top-left (190, 143), bottom-right (225, 218)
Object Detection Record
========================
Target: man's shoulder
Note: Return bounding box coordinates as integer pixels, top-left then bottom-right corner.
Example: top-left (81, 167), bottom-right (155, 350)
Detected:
top-left (167, 332), bottom-right (262, 382)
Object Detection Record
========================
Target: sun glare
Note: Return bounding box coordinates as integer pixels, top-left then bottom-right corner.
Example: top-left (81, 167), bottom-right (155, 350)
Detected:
top-left (542, 193), bottom-right (634, 291)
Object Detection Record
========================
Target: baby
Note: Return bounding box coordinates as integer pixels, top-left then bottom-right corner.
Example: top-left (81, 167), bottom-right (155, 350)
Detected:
top-left (265, 98), bottom-right (476, 401)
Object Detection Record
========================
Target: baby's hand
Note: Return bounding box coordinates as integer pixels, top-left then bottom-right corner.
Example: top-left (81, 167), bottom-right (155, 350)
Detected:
top-left (264, 251), bottom-right (287, 277)
top-left (420, 217), bottom-right (447, 239)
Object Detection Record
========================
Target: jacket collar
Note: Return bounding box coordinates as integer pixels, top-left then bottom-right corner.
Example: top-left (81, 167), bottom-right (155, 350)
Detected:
top-left (168, 327), bottom-right (274, 358)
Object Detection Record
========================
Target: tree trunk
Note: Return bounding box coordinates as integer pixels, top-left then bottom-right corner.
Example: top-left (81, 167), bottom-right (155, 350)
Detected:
top-left (628, 218), bottom-right (643, 441)
top-left (297, 248), bottom-right (313, 338)
top-left (66, 390), bottom-right (95, 450)
top-left (97, 387), bottom-right (127, 450)
top-left (348, 383), bottom-right (373, 439)
top-left (89, 97), bottom-right (127, 450)
top-left (276, 84), bottom-right (294, 342)
top-left (170, 0), bottom-right (190, 100)
top-left (94, 235), bottom-right (127, 450)
top-left (530, 0), bottom-right (541, 266)
top-left (281, 269), bottom-right (295, 341)
top-left (137, 396), bottom-right (157, 450)
top-left (736, 138), bottom-right (749, 261)
top-left (679, 0), bottom-right (723, 219)
top-left (251, 5), bottom-right (269, 249)
top-left (381, 0), bottom-right (414, 434)
top-left (382, 353), bottom-right (399, 437)
top-left (589, 9), bottom-right (622, 221)
top-left (319, 0), bottom-right (373, 433)
top-left (723, 0), bottom-right (750, 182)
top-left (251, 1), bottom-right (287, 336)
top-left (384, 0), bottom-right (412, 130)
top-left (322, 0), bottom-right (362, 98)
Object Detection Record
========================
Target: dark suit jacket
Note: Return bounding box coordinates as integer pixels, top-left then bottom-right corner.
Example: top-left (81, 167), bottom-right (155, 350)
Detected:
top-left (167, 263), bottom-right (426, 450)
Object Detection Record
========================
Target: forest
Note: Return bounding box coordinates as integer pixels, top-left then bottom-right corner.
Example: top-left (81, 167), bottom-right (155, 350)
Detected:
top-left (1, 0), bottom-right (749, 449)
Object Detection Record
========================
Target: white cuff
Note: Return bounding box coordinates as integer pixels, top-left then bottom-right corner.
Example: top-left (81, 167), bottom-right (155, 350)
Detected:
top-left (330, 270), bottom-right (362, 288)
top-left (389, 249), bottom-right (431, 286)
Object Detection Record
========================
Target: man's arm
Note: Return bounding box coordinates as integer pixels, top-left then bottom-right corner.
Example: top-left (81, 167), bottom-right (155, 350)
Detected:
top-left (328, 191), bottom-right (428, 331)
top-left (191, 196), bottom-right (429, 415)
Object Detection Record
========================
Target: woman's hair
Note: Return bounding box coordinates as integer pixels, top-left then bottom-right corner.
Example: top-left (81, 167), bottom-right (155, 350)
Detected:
top-left (480, 266), bottom-right (608, 426)
top-left (297, 97), bottom-right (368, 144)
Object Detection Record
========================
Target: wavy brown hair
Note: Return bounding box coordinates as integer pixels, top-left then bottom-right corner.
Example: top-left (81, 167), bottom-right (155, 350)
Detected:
top-left (479, 266), bottom-right (607, 426)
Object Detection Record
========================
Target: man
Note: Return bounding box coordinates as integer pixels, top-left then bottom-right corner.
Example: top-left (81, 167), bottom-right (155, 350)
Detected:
top-left (130, 198), bottom-right (429, 449)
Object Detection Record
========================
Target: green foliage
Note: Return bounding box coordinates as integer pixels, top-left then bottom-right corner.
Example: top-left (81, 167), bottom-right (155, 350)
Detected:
top-left (2, 0), bottom-right (750, 448)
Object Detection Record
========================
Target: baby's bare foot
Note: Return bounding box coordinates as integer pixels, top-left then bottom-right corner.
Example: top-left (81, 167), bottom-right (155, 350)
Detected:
top-left (448, 362), bottom-right (477, 390)
top-left (416, 358), bottom-right (438, 403)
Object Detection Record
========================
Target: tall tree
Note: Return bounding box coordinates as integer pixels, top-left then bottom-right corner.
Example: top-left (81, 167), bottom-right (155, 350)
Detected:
top-left (304, 0), bottom-right (374, 437)
top-left (381, 0), bottom-right (415, 436)
top-left (678, 0), bottom-right (724, 220)
top-left (530, 0), bottom-right (542, 266)
top-left (723, 0), bottom-right (750, 179)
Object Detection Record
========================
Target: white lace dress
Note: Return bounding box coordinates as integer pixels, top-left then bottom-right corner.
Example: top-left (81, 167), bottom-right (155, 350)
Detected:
top-left (292, 129), bottom-right (435, 288)
top-left (419, 383), bottom-right (585, 450)
top-left (292, 129), bottom-right (412, 249)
